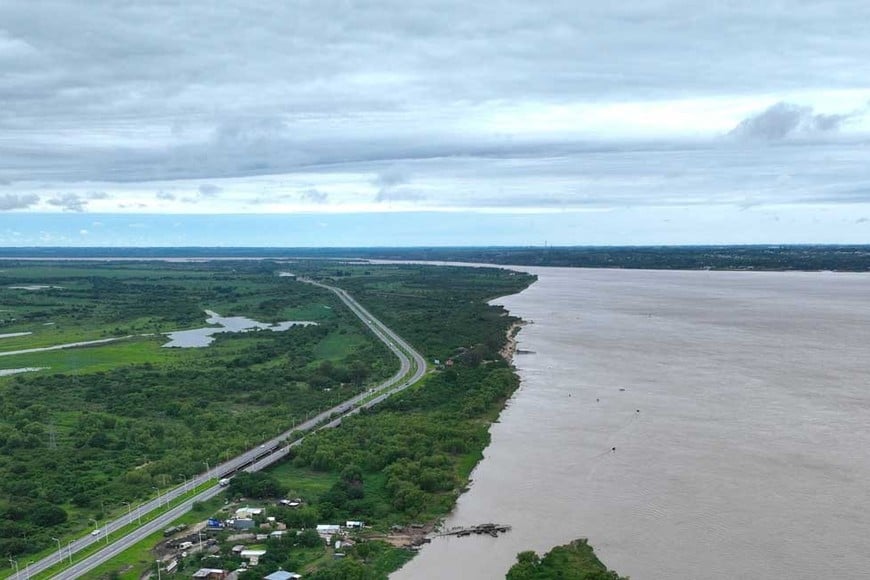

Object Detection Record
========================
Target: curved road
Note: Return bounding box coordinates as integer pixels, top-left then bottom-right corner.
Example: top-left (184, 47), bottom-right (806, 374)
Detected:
top-left (25, 279), bottom-right (427, 580)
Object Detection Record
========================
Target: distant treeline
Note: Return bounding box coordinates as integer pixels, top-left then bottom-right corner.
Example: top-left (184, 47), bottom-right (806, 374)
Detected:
top-left (2, 245), bottom-right (870, 271)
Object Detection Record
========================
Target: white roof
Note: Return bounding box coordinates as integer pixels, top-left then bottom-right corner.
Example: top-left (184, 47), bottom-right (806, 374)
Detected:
top-left (240, 549), bottom-right (267, 557)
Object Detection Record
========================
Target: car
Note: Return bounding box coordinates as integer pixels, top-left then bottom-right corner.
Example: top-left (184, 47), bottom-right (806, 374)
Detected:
top-left (91, 529), bottom-right (100, 536)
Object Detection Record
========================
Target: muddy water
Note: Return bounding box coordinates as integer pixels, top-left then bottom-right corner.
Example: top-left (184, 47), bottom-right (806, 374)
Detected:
top-left (393, 267), bottom-right (870, 580)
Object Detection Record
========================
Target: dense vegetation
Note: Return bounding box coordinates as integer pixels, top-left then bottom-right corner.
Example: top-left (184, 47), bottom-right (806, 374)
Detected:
top-left (0, 261), bottom-right (396, 558)
top-left (3, 245), bottom-right (870, 271)
top-left (92, 261), bottom-right (535, 579)
top-left (506, 539), bottom-right (628, 580)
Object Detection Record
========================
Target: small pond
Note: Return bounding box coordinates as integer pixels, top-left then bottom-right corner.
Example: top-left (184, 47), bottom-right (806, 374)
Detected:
top-left (162, 310), bottom-right (317, 348)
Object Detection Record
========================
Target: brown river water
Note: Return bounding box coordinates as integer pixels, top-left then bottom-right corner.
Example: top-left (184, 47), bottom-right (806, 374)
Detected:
top-left (392, 267), bottom-right (870, 579)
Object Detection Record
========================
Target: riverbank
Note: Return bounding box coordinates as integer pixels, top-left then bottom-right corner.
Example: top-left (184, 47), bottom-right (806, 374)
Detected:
top-left (500, 321), bottom-right (525, 363)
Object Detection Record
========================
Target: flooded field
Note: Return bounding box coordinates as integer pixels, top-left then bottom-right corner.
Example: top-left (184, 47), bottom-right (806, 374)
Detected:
top-left (162, 310), bottom-right (317, 347)
top-left (394, 267), bottom-right (870, 579)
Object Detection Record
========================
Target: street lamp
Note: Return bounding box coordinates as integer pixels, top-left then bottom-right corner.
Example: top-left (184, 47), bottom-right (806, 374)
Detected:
top-left (51, 537), bottom-right (61, 565)
top-left (204, 460), bottom-right (210, 480)
top-left (7, 557), bottom-right (19, 580)
top-left (155, 559), bottom-right (162, 580)
top-left (122, 501), bottom-right (132, 521)
top-left (88, 518), bottom-right (99, 532)
top-left (24, 561), bottom-right (33, 579)
top-left (67, 540), bottom-right (74, 564)
top-left (152, 486), bottom-right (163, 507)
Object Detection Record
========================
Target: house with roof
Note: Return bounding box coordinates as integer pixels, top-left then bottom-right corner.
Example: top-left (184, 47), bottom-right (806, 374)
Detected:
top-left (240, 549), bottom-right (267, 566)
top-left (263, 571), bottom-right (302, 580)
top-left (191, 569), bottom-right (228, 580)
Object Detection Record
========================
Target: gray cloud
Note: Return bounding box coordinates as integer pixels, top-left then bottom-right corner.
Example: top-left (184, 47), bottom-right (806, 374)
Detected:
top-left (728, 102), bottom-right (854, 141)
top-left (46, 193), bottom-right (86, 212)
top-left (0, 192), bottom-right (38, 210)
top-left (2, 0), bottom-right (870, 188)
top-left (198, 183), bottom-right (222, 197)
top-left (300, 189), bottom-right (328, 204)
top-left (156, 190), bottom-right (175, 201)
top-left (374, 168), bottom-right (418, 202)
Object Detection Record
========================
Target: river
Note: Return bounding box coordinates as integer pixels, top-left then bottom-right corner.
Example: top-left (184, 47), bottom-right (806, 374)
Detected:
top-left (393, 267), bottom-right (870, 579)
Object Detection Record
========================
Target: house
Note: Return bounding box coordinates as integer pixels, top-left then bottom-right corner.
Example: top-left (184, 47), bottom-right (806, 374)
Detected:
top-left (316, 524), bottom-right (340, 535)
top-left (231, 545), bottom-right (246, 555)
top-left (230, 518), bottom-right (256, 530)
top-left (263, 572), bottom-right (302, 580)
top-left (269, 530), bottom-right (286, 539)
top-left (235, 507), bottom-right (264, 519)
top-left (240, 549), bottom-right (267, 566)
top-left (345, 521), bottom-right (364, 529)
top-left (191, 569), bottom-right (227, 580)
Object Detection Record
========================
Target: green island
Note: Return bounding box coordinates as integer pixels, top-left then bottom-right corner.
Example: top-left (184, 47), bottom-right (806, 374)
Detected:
top-left (1, 260), bottom-right (540, 579)
top-left (506, 539), bottom-right (628, 580)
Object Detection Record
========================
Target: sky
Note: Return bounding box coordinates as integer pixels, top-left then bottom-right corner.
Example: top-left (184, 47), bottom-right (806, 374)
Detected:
top-left (2, 0), bottom-right (870, 246)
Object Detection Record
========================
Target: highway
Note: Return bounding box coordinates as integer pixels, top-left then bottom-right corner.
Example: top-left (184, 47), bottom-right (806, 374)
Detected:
top-left (22, 278), bottom-right (427, 580)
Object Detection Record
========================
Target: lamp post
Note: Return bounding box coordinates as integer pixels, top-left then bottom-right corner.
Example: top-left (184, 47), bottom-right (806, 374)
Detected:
top-left (152, 486), bottom-right (163, 507)
top-left (155, 559), bottom-right (162, 580)
top-left (67, 540), bottom-right (74, 564)
top-left (88, 518), bottom-right (99, 532)
top-left (204, 460), bottom-right (210, 480)
top-left (7, 557), bottom-right (19, 580)
top-left (51, 537), bottom-right (61, 565)
top-left (122, 501), bottom-right (132, 521)
top-left (24, 561), bottom-right (33, 580)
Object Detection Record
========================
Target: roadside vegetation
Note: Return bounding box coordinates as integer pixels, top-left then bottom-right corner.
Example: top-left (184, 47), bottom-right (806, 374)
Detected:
top-left (88, 262), bottom-right (536, 579)
top-left (0, 261), bottom-right (397, 559)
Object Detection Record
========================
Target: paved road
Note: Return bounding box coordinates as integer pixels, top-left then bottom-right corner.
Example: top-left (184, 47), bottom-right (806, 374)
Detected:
top-left (24, 279), bottom-right (427, 580)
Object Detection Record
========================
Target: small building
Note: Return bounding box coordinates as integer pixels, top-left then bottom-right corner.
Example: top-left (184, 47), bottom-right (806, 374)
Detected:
top-left (345, 521), bottom-right (364, 529)
top-left (235, 507), bottom-right (264, 519)
top-left (241, 549), bottom-right (267, 566)
top-left (263, 572), bottom-right (302, 580)
top-left (269, 530), bottom-right (286, 539)
top-left (231, 545), bottom-right (246, 555)
top-left (230, 518), bottom-right (256, 530)
top-left (192, 569), bottom-right (228, 580)
top-left (316, 524), bottom-right (340, 535)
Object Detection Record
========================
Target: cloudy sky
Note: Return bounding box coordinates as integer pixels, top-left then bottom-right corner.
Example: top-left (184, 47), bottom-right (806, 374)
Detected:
top-left (2, 0), bottom-right (870, 246)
